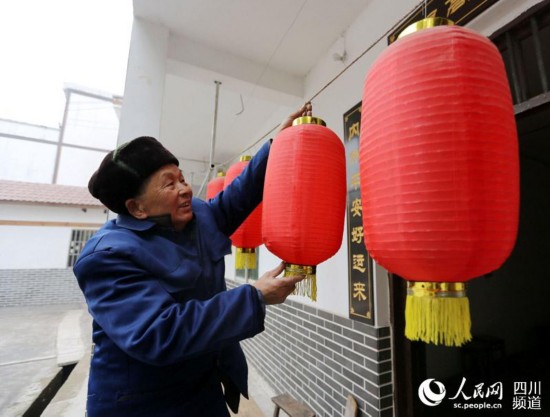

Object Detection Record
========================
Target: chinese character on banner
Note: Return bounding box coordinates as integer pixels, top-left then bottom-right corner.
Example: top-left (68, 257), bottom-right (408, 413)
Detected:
top-left (352, 254), bottom-right (367, 273)
top-left (445, 0), bottom-right (467, 17)
top-left (351, 226), bottom-right (364, 245)
top-left (353, 282), bottom-right (367, 301)
top-left (350, 198), bottom-right (362, 217)
top-left (350, 172), bottom-right (361, 190)
top-left (348, 121), bottom-right (360, 139)
top-left (344, 102), bottom-right (374, 324)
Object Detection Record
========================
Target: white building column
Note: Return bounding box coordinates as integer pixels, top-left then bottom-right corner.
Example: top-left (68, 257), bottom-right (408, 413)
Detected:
top-left (118, 18), bottom-right (169, 144)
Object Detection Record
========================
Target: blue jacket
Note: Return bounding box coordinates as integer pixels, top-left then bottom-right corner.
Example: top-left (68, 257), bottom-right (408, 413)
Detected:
top-left (74, 141), bottom-right (271, 417)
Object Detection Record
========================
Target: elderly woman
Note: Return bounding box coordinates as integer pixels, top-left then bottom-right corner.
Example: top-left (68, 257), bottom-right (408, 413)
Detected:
top-left (74, 104), bottom-right (311, 417)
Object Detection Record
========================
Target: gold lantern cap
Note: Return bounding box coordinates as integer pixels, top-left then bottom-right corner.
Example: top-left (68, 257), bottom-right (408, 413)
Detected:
top-left (398, 17), bottom-right (454, 39)
top-left (239, 155), bottom-right (252, 162)
top-left (292, 116), bottom-right (326, 127)
top-left (216, 171), bottom-right (225, 177)
top-left (407, 281), bottom-right (466, 298)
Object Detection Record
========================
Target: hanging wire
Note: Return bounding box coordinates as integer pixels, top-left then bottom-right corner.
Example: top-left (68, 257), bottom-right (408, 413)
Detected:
top-left (212, 0), bottom-right (428, 171)
top-left (216, 0), bottom-right (309, 156)
top-left (250, 0), bottom-right (309, 98)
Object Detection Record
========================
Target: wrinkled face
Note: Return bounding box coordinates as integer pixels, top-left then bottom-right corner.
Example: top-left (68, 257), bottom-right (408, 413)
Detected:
top-left (130, 164), bottom-right (193, 231)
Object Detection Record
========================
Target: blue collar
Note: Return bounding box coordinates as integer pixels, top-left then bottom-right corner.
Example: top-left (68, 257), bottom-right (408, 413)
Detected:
top-left (115, 214), bottom-right (157, 231)
top-left (115, 213), bottom-right (197, 232)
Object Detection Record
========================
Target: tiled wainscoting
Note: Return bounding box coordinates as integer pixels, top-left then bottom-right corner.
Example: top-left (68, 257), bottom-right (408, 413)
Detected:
top-left (228, 280), bottom-right (394, 417)
top-left (0, 268), bottom-right (84, 307)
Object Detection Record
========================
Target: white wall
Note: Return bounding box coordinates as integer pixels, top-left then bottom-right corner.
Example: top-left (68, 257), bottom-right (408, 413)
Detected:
top-left (118, 18), bottom-right (169, 144)
top-left (0, 119), bottom-right (59, 183)
top-left (0, 226), bottom-right (72, 269)
top-left (125, 0), bottom-right (543, 327)
top-left (0, 203), bottom-right (106, 223)
top-left (0, 203), bottom-right (106, 269)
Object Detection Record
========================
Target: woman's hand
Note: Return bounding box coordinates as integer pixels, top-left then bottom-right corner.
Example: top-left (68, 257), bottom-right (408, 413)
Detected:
top-left (252, 262), bottom-right (305, 305)
top-left (276, 102), bottom-right (312, 134)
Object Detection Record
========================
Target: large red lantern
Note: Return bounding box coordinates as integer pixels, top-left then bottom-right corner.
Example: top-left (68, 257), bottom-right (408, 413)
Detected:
top-left (359, 18), bottom-right (519, 346)
top-left (206, 171), bottom-right (225, 200)
top-left (225, 156), bottom-right (263, 269)
top-left (263, 116), bottom-right (347, 301)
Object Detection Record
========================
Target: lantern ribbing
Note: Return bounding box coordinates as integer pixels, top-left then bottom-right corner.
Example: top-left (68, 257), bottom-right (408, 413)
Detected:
top-left (360, 21), bottom-right (519, 346)
top-left (263, 117), bottom-right (346, 301)
top-left (206, 172), bottom-right (225, 201)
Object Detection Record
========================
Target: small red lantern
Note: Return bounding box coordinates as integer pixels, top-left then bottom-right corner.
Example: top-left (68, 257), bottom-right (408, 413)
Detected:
top-left (359, 18), bottom-right (519, 346)
top-left (224, 156), bottom-right (263, 269)
top-left (206, 171), bottom-right (225, 200)
top-left (262, 116), bottom-right (347, 301)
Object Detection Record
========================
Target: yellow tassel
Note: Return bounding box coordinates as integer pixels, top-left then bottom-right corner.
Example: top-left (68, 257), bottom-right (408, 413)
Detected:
top-left (285, 264), bottom-right (317, 301)
top-left (405, 282), bottom-right (472, 347)
top-left (293, 275), bottom-right (317, 301)
top-left (235, 248), bottom-right (256, 269)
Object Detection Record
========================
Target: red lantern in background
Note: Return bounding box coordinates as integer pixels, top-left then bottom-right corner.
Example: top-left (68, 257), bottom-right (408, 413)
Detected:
top-left (263, 116), bottom-right (347, 301)
top-left (225, 156), bottom-right (263, 269)
top-left (206, 171), bottom-right (225, 200)
top-left (359, 18), bottom-right (519, 346)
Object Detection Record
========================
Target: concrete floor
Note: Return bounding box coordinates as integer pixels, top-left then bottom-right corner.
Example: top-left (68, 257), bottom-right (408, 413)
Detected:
top-left (0, 304), bottom-right (84, 417)
top-left (0, 304), bottom-right (274, 417)
top-left (230, 397), bottom-right (266, 417)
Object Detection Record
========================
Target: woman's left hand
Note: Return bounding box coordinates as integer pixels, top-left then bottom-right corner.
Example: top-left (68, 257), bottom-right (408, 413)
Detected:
top-left (276, 102), bottom-right (312, 133)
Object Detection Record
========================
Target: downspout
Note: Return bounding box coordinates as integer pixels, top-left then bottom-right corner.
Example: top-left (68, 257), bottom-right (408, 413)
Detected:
top-left (197, 80), bottom-right (222, 197)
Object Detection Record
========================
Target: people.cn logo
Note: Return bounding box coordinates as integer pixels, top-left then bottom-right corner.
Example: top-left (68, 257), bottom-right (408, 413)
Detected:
top-left (418, 379), bottom-right (447, 407)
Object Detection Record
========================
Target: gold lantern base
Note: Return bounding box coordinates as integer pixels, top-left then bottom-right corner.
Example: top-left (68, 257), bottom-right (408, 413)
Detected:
top-left (405, 282), bottom-right (472, 347)
top-left (235, 248), bottom-right (257, 269)
top-left (284, 264), bottom-right (317, 301)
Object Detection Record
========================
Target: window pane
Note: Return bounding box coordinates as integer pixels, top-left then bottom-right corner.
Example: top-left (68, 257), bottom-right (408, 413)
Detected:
top-left (538, 19), bottom-right (550, 90)
top-left (0, 119), bottom-right (58, 143)
top-left (63, 92), bottom-right (119, 150)
top-left (519, 31), bottom-right (543, 98)
top-left (56, 147), bottom-right (108, 187)
top-left (0, 137), bottom-right (56, 182)
top-left (67, 228), bottom-right (97, 267)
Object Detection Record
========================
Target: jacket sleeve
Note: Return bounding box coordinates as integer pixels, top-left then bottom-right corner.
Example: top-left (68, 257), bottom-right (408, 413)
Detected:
top-left (209, 140), bottom-right (271, 236)
top-left (74, 247), bottom-right (265, 366)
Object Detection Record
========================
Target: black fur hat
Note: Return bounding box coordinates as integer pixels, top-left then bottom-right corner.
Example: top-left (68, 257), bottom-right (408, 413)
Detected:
top-left (88, 136), bottom-right (179, 214)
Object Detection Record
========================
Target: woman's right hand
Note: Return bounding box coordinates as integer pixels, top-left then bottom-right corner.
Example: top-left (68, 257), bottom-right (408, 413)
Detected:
top-left (252, 262), bottom-right (305, 305)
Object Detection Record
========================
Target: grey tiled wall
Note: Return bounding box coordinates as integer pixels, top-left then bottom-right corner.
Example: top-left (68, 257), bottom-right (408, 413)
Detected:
top-left (228, 281), bottom-right (394, 417)
top-left (0, 268), bottom-right (84, 307)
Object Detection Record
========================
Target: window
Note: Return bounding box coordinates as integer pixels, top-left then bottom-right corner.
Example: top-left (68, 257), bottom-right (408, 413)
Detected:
top-left (67, 229), bottom-right (97, 267)
top-left (492, 2), bottom-right (550, 105)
